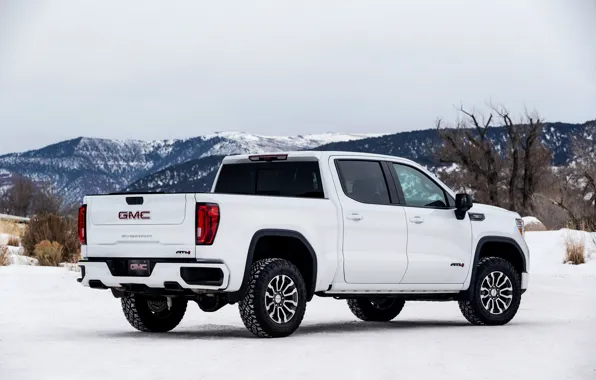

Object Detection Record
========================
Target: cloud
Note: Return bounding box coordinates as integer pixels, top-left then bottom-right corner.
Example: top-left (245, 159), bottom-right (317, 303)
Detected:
top-left (0, 0), bottom-right (594, 154)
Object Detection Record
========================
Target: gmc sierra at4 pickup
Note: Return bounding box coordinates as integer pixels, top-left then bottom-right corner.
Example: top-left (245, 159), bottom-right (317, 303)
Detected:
top-left (77, 151), bottom-right (530, 338)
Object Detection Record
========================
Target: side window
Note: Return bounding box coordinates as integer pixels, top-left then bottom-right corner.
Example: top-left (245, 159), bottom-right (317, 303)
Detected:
top-left (336, 160), bottom-right (390, 205)
top-left (392, 164), bottom-right (448, 208)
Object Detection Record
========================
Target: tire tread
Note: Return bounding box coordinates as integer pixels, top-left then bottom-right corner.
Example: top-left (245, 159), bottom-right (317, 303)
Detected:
top-left (347, 298), bottom-right (406, 322)
top-left (121, 294), bottom-right (187, 332)
top-left (238, 258), bottom-right (307, 338)
top-left (458, 256), bottom-right (521, 326)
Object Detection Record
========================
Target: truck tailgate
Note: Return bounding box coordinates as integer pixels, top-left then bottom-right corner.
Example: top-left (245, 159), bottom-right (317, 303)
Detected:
top-left (85, 193), bottom-right (196, 259)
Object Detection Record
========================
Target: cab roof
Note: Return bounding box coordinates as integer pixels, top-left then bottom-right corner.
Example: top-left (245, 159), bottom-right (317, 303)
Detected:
top-left (221, 150), bottom-right (421, 167)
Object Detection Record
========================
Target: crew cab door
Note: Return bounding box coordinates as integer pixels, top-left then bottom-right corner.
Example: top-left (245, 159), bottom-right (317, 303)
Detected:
top-left (329, 157), bottom-right (408, 284)
top-left (388, 163), bottom-right (472, 284)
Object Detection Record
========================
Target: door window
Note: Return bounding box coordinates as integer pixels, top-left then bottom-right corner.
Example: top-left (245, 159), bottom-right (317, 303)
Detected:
top-left (336, 160), bottom-right (390, 205)
top-left (392, 164), bottom-right (448, 208)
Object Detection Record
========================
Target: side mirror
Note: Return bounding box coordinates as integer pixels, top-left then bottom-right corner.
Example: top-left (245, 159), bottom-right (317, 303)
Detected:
top-left (455, 193), bottom-right (473, 220)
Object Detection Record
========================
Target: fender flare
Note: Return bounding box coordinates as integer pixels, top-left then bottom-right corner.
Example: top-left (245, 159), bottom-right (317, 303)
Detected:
top-left (462, 236), bottom-right (527, 297)
top-left (227, 229), bottom-right (318, 303)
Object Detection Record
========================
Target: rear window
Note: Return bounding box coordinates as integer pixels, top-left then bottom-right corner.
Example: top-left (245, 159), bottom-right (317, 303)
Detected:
top-left (214, 161), bottom-right (325, 198)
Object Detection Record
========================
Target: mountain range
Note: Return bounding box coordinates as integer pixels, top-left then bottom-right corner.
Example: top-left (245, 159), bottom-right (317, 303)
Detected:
top-left (0, 120), bottom-right (594, 204)
top-left (0, 132), bottom-right (378, 202)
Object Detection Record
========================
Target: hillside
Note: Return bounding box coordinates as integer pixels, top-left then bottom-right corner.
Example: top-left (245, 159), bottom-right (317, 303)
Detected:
top-left (0, 120), bottom-right (594, 200)
top-left (125, 155), bottom-right (225, 193)
top-left (0, 132), bottom-right (374, 202)
top-left (128, 120), bottom-right (595, 194)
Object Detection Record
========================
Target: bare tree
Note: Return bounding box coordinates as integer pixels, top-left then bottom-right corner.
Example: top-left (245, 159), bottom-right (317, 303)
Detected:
top-left (0, 176), bottom-right (64, 217)
top-left (437, 106), bottom-right (501, 206)
top-left (495, 106), bottom-right (519, 210)
top-left (437, 105), bottom-right (551, 215)
top-left (31, 184), bottom-right (63, 216)
top-left (559, 121), bottom-right (596, 230)
top-left (519, 112), bottom-right (551, 216)
top-left (0, 176), bottom-right (36, 217)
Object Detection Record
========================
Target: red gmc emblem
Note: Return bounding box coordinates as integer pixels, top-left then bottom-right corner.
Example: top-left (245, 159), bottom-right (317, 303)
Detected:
top-left (129, 263), bottom-right (148, 271)
top-left (118, 211), bottom-right (150, 220)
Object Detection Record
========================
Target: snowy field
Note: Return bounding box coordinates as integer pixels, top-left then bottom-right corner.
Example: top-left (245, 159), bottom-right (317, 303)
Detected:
top-left (1, 231), bottom-right (596, 380)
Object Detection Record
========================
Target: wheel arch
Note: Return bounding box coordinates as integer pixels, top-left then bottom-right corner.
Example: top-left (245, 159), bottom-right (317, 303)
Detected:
top-left (229, 229), bottom-right (318, 303)
top-left (462, 236), bottom-right (527, 297)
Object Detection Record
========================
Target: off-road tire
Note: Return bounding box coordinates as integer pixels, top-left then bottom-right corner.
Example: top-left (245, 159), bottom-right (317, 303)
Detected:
top-left (347, 298), bottom-right (406, 321)
top-left (121, 294), bottom-right (187, 332)
top-left (238, 258), bottom-right (307, 338)
top-left (458, 256), bottom-right (522, 326)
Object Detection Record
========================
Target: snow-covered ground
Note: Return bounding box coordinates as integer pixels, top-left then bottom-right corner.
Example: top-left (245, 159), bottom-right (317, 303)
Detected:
top-left (0, 233), bottom-right (36, 266)
top-left (1, 230), bottom-right (595, 380)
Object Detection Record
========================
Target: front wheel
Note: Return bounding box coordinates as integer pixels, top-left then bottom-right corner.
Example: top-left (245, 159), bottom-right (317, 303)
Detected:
top-left (347, 297), bottom-right (406, 321)
top-left (458, 257), bottom-right (522, 326)
top-left (238, 258), bottom-right (307, 338)
top-left (121, 294), bottom-right (187, 332)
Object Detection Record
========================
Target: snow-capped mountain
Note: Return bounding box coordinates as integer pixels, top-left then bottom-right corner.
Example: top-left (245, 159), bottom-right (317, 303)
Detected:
top-left (1, 121), bottom-right (594, 204)
top-left (0, 132), bottom-right (379, 202)
top-left (314, 121), bottom-right (596, 168)
top-left (125, 155), bottom-right (225, 193)
top-left (126, 120), bottom-right (596, 195)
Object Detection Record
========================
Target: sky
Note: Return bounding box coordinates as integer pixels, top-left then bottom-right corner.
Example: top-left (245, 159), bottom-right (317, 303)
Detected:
top-left (0, 0), bottom-right (595, 154)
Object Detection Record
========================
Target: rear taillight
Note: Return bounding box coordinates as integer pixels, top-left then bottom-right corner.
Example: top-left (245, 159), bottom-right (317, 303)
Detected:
top-left (196, 203), bottom-right (219, 245)
top-left (78, 205), bottom-right (87, 245)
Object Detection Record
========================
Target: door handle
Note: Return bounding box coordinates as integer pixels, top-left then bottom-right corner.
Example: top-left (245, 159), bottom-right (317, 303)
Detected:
top-left (409, 216), bottom-right (424, 224)
top-left (346, 213), bottom-right (363, 221)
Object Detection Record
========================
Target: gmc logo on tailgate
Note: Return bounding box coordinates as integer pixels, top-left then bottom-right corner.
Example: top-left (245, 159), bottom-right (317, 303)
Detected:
top-left (118, 211), bottom-right (151, 220)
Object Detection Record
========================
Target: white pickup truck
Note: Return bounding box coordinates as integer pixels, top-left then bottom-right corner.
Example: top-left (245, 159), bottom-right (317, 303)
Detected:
top-left (77, 151), bottom-right (529, 338)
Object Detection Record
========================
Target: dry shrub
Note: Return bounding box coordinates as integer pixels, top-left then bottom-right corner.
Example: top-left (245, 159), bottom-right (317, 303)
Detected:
top-left (34, 240), bottom-right (63, 266)
top-left (7, 236), bottom-right (20, 246)
top-left (70, 249), bottom-right (81, 264)
top-left (22, 214), bottom-right (79, 263)
top-left (0, 220), bottom-right (22, 236)
top-left (564, 231), bottom-right (585, 265)
top-left (0, 245), bottom-right (9, 266)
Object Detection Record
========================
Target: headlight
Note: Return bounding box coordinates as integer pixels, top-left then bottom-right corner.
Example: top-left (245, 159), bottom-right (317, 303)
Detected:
top-left (515, 218), bottom-right (525, 236)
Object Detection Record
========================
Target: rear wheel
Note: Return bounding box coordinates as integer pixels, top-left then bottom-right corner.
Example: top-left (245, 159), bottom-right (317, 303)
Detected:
top-left (238, 258), bottom-right (307, 338)
top-left (347, 297), bottom-right (406, 321)
top-left (121, 294), bottom-right (187, 332)
top-left (458, 257), bottom-right (522, 325)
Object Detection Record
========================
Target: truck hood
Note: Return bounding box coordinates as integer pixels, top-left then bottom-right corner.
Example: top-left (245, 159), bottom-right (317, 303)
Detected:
top-left (469, 203), bottom-right (520, 218)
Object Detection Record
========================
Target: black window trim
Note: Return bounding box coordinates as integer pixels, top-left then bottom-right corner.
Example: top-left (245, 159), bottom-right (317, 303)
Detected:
top-left (334, 158), bottom-right (396, 206)
top-left (380, 161), bottom-right (402, 204)
top-left (387, 161), bottom-right (456, 210)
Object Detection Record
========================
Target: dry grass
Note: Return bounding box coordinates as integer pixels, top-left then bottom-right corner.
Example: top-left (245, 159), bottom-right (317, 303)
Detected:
top-left (34, 240), bottom-right (63, 266)
top-left (22, 214), bottom-right (79, 262)
top-left (0, 220), bottom-right (24, 237)
top-left (564, 231), bottom-right (586, 265)
top-left (7, 236), bottom-right (20, 247)
top-left (69, 249), bottom-right (81, 264)
top-left (0, 245), bottom-right (9, 266)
